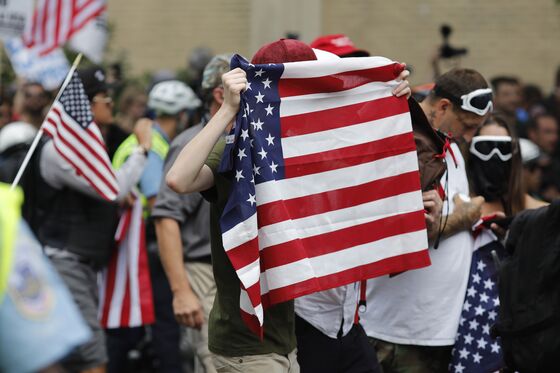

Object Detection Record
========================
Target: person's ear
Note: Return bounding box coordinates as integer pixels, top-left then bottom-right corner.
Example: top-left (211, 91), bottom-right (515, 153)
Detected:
top-left (213, 86), bottom-right (224, 105)
top-left (435, 98), bottom-right (452, 116)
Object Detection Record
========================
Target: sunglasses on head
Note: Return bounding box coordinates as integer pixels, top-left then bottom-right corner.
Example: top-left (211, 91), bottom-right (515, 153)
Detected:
top-left (470, 135), bottom-right (512, 161)
top-left (434, 86), bottom-right (493, 116)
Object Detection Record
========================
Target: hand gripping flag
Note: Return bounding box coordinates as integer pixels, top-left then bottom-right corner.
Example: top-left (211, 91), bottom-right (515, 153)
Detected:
top-left (43, 71), bottom-right (119, 201)
top-left (98, 193), bottom-right (155, 328)
top-left (450, 229), bottom-right (505, 373)
top-left (219, 55), bottom-right (431, 336)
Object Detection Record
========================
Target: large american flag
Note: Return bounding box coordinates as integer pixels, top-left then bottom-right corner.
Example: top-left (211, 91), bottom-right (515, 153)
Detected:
top-left (43, 71), bottom-right (119, 201)
top-left (23, 0), bottom-right (106, 56)
top-left (219, 54), bottom-right (431, 336)
top-left (450, 229), bottom-right (505, 373)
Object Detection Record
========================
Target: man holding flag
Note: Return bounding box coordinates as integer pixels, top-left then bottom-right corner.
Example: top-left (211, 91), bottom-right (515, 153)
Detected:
top-left (168, 39), bottom-right (434, 372)
top-left (32, 65), bottom-right (152, 373)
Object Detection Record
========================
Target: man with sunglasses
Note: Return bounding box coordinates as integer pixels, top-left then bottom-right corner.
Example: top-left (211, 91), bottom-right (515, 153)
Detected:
top-left (30, 66), bottom-right (153, 373)
top-left (362, 68), bottom-right (492, 373)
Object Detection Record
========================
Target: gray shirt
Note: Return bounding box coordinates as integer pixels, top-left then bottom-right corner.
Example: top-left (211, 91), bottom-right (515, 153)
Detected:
top-left (151, 123), bottom-right (211, 261)
top-left (40, 139), bottom-right (147, 202)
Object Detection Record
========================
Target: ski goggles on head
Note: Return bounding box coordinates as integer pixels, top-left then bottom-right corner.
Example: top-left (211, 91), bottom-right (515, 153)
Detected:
top-left (470, 135), bottom-right (513, 161)
top-left (434, 86), bottom-right (494, 116)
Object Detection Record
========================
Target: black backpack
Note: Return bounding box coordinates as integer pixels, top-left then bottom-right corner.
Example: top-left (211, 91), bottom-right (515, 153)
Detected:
top-left (493, 200), bottom-right (560, 372)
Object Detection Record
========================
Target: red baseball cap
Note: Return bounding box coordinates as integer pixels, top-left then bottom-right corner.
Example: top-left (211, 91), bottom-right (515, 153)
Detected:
top-left (251, 38), bottom-right (317, 64)
top-left (310, 34), bottom-right (370, 57)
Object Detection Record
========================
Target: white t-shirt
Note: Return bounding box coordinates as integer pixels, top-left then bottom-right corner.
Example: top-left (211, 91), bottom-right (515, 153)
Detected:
top-left (361, 143), bottom-right (474, 346)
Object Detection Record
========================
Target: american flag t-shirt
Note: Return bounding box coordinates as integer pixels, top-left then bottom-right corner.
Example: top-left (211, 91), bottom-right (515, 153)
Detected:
top-left (43, 72), bottom-right (119, 201)
top-left (450, 230), bottom-right (505, 373)
top-left (219, 55), bottom-right (431, 335)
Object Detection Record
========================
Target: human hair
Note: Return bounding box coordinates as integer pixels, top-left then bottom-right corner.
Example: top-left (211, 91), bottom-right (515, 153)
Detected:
top-left (528, 113), bottom-right (558, 133)
top-left (118, 84), bottom-right (146, 115)
top-left (471, 113), bottom-right (525, 215)
top-left (490, 76), bottom-right (520, 93)
top-left (429, 68), bottom-right (489, 113)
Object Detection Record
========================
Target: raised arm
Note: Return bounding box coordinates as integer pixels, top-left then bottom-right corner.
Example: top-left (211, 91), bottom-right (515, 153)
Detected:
top-left (166, 68), bottom-right (247, 194)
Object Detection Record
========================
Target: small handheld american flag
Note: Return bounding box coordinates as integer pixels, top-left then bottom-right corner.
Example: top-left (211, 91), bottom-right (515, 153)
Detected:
top-left (219, 54), bottom-right (431, 336)
top-left (43, 70), bottom-right (119, 201)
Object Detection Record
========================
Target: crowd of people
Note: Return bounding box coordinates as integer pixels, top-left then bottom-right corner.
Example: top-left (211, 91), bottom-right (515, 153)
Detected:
top-left (0, 32), bottom-right (559, 373)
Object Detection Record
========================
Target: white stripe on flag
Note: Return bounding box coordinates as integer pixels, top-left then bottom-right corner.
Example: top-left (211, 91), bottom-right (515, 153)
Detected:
top-left (281, 112), bottom-right (412, 158)
top-left (280, 83), bottom-right (396, 117)
top-left (280, 56), bottom-right (395, 79)
top-left (127, 199), bottom-right (143, 327)
top-left (263, 229), bottom-right (428, 291)
top-left (46, 125), bottom-right (117, 199)
top-left (223, 213), bottom-right (258, 252)
top-left (240, 288), bottom-right (263, 322)
top-left (255, 150), bottom-right (419, 205)
top-left (107, 236), bottom-right (128, 327)
top-left (258, 190), bottom-right (424, 250)
top-left (237, 258), bottom-right (261, 290)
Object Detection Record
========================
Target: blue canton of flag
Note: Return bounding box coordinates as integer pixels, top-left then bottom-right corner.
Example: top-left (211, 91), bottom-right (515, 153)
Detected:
top-left (58, 72), bottom-right (94, 129)
top-left (219, 57), bottom-right (285, 226)
top-left (450, 232), bottom-right (505, 373)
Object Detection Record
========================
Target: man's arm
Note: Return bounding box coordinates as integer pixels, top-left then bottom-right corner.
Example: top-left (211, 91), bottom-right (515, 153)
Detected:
top-left (441, 194), bottom-right (485, 238)
top-left (155, 217), bottom-right (204, 329)
top-left (166, 68), bottom-right (247, 194)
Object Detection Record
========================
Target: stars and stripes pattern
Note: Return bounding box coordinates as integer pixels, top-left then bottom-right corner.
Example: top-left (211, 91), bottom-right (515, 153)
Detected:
top-left (219, 54), bottom-right (431, 336)
top-left (23, 0), bottom-right (106, 56)
top-left (43, 71), bottom-right (119, 201)
top-left (450, 229), bottom-right (505, 373)
top-left (98, 193), bottom-right (155, 328)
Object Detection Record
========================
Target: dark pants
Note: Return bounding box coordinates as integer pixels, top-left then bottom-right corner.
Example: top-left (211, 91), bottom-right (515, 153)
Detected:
top-left (106, 251), bottom-right (183, 373)
top-left (369, 338), bottom-right (452, 373)
top-left (295, 315), bottom-right (381, 373)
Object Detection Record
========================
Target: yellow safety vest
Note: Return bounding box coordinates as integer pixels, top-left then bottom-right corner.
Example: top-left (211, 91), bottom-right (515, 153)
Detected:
top-left (112, 130), bottom-right (169, 215)
top-left (0, 183), bottom-right (23, 302)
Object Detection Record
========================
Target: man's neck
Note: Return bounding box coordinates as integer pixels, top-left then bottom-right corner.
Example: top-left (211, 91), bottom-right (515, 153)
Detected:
top-left (20, 112), bottom-right (44, 129)
top-left (157, 117), bottom-right (177, 140)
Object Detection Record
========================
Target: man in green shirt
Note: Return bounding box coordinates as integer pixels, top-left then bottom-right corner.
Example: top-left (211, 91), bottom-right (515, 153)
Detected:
top-left (166, 40), bottom-right (319, 373)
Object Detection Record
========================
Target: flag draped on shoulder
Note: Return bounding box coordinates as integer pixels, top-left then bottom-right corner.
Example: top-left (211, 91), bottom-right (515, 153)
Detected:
top-left (23, 0), bottom-right (106, 56)
top-left (98, 194), bottom-right (155, 328)
top-left (43, 71), bottom-right (119, 201)
top-left (219, 54), bottom-right (431, 336)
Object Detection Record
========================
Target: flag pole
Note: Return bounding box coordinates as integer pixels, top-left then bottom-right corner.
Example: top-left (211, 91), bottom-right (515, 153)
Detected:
top-left (10, 53), bottom-right (84, 190)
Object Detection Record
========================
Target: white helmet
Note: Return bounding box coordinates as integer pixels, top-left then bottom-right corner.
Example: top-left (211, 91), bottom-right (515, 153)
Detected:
top-left (0, 122), bottom-right (37, 153)
top-left (148, 80), bottom-right (201, 115)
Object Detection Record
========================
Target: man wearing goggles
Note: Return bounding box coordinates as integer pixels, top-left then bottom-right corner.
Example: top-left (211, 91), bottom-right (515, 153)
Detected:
top-left (431, 85), bottom-right (493, 143)
top-left (364, 68), bottom-right (493, 373)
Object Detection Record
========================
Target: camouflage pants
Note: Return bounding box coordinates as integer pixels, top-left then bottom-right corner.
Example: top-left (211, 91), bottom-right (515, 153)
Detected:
top-left (368, 338), bottom-right (452, 373)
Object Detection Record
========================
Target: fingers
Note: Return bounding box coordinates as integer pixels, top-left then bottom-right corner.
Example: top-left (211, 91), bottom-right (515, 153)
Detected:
top-left (193, 309), bottom-right (204, 330)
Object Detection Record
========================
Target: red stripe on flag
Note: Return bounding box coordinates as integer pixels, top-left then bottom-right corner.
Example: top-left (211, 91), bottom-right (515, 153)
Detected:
top-left (138, 218), bottom-right (155, 324)
top-left (120, 266), bottom-right (131, 326)
top-left (264, 249), bottom-right (431, 305)
top-left (240, 309), bottom-right (263, 339)
top-left (260, 210), bottom-right (426, 269)
top-left (45, 126), bottom-right (115, 200)
top-left (52, 107), bottom-right (106, 149)
top-left (55, 0), bottom-right (62, 46)
top-left (46, 118), bottom-right (118, 197)
top-left (283, 133), bottom-right (416, 178)
top-left (280, 95), bottom-right (408, 137)
top-left (257, 171), bottom-right (422, 227)
top-left (278, 63), bottom-right (404, 98)
top-left (100, 247), bottom-right (119, 327)
top-left (47, 113), bottom-right (117, 192)
top-left (40, 0), bottom-right (50, 45)
top-left (225, 237), bottom-right (260, 274)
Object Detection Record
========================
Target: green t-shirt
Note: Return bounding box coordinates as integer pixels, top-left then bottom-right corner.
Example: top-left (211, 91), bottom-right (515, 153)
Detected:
top-left (203, 137), bottom-right (296, 357)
